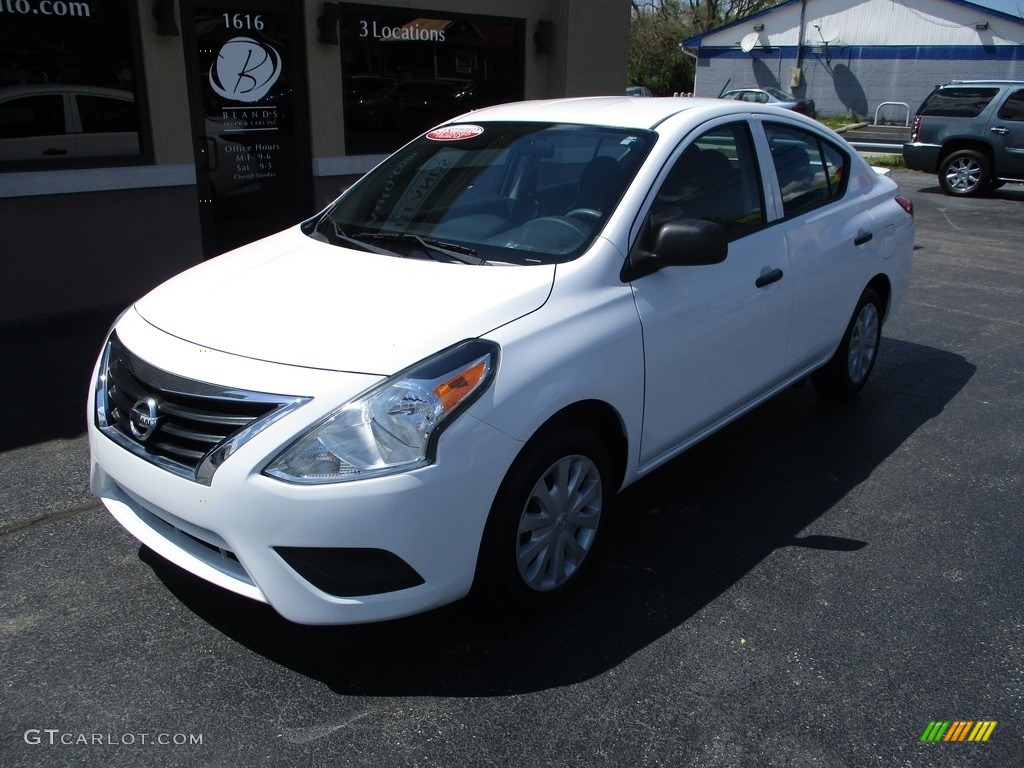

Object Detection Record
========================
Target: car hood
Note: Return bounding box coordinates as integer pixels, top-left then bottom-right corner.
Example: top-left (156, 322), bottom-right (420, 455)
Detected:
top-left (134, 227), bottom-right (555, 374)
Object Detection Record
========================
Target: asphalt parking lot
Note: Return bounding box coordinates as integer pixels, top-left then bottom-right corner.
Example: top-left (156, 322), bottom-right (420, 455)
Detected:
top-left (1, 170), bottom-right (1021, 768)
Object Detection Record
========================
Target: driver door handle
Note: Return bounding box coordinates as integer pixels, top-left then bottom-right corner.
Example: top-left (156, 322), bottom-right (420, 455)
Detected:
top-left (755, 268), bottom-right (784, 288)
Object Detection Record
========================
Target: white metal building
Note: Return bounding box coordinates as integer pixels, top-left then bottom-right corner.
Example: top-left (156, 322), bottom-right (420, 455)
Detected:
top-left (683, 0), bottom-right (1024, 120)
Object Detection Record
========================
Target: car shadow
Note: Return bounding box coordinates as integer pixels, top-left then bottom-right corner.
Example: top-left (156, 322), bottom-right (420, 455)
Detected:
top-left (142, 337), bottom-right (974, 697)
top-left (0, 306), bottom-right (124, 452)
top-left (914, 182), bottom-right (1024, 200)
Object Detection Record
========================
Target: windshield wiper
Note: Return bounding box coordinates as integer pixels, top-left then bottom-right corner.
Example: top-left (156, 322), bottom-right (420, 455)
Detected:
top-left (314, 219), bottom-right (404, 257)
top-left (358, 232), bottom-right (487, 265)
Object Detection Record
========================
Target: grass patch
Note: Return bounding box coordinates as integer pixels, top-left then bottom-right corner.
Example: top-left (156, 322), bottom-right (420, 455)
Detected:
top-left (862, 153), bottom-right (906, 169)
top-left (817, 116), bottom-right (857, 130)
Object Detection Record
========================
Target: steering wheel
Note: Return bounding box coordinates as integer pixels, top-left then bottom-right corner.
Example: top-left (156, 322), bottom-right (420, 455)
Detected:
top-left (514, 216), bottom-right (589, 251)
top-left (565, 208), bottom-right (602, 227)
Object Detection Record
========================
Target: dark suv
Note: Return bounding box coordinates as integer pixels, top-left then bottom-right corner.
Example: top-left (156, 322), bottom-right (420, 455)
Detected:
top-left (903, 80), bottom-right (1024, 196)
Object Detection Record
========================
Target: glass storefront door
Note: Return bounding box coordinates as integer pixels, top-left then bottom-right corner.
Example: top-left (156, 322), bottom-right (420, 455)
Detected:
top-left (183, 0), bottom-right (311, 256)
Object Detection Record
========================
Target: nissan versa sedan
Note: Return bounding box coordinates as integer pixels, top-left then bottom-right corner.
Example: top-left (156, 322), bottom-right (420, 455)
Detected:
top-left (89, 97), bottom-right (914, 624)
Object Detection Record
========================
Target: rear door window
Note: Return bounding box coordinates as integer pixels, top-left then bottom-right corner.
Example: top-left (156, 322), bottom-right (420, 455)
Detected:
top-left (765, 123), bottom-right (849, 218)
top-left (75, 95), bottom-right (138, 134)
top-left (920, 88), bottom-right (999, 117)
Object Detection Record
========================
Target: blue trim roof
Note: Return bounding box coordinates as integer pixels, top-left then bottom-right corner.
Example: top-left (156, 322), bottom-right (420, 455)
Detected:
top-left (699, 43), bottom-right (1024, 60)
top-left (681, 0), bottom-right (1024, 48)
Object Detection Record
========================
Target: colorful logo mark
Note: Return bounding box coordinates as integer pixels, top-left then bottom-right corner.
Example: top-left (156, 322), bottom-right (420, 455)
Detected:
top-left (920, 721), bottom-right (997, 742)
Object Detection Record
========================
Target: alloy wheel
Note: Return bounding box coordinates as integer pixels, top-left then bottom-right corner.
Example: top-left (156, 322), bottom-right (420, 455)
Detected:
top-left (515, 454), bottom-right (602, 592)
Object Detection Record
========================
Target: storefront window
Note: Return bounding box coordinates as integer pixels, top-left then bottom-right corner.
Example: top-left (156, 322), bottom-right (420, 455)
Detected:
top-left (340, 4), bottom-right (523, 155)
top-left (0, 0), bottom-right (143, 166)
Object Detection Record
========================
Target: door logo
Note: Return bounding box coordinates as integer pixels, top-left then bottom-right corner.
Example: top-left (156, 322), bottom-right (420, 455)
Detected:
top-left (210, 37), bottom-right (282, 103)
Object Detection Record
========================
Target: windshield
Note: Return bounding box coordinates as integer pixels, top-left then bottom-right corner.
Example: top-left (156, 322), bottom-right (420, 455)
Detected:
top-left (313, 122), bottom-right (656, 265)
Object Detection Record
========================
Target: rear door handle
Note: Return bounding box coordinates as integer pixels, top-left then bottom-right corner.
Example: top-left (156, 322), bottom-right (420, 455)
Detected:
top-left (755, 268), bottom-right (784, 288)
top-left (854, 230), bottom-right (873, 246)
top-left (42, 148), bottom-right (68, 156)
top-left (990, 126), bottom-right (1010, 135)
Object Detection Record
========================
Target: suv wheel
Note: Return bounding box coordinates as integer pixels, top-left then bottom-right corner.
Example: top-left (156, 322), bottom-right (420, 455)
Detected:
top-left (938, 150), bottom-right (990, 197)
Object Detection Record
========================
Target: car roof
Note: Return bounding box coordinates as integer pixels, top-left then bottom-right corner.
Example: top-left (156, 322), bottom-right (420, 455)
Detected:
top-left (0, 84), bottom-right (134, 100)
top-left (940, 80), bottom-right (1024, 86)
top-left (442, 96), bottom-right (782, 131)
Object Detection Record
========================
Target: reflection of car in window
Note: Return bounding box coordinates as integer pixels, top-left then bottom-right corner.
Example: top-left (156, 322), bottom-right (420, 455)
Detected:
top-left (349, 79), bottom-right (463, 132)
top-left (720, 88), bottom-right (817, 118)
top-left (0, 84), bottom-right (139, 162)
top-left (342, 75), bottom-right (397, 129)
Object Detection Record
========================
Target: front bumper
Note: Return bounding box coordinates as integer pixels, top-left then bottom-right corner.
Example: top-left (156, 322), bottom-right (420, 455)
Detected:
top-left (87, 314), bottom-right (523, 625)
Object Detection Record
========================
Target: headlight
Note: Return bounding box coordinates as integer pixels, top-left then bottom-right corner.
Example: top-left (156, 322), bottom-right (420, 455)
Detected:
top-left (264, 340), bottom-right (499, 484)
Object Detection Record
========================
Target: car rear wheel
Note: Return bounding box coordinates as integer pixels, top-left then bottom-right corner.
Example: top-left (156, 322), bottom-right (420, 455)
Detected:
top-left (812, 287), bottom-right (883, 398)
top-left (938, 150), bottom-right (990, 197)
top-left (478, 425), bottom-right (611, 610)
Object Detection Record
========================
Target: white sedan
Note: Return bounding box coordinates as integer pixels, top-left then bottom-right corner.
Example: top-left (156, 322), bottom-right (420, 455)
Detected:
top-left (88, 97), bottom-right (914, 624)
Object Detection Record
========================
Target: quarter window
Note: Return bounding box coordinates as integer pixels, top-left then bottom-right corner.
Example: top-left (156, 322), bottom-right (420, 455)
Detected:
top-left (997, 89), bottom-right (1024, 122)
top-left (919, 87), bottom-right (999, 118)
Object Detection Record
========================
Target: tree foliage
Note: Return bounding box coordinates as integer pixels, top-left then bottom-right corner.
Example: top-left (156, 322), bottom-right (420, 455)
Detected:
top-left (628, 0), bottom-right (785, 96)
top-left (627, 1), bottom-right (696, 96)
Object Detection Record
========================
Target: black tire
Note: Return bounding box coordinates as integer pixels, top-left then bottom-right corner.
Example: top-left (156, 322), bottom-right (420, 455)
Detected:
top-left (938, 150), bottom-right (990, 197)
top-left (812, 287), bottom-right (883, 399)
top-left (477, 425), bottom-right (611, 610)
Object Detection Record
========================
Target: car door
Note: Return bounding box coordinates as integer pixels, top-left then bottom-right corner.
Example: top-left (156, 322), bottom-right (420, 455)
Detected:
top-left (0, 91), bottom-right (77, 161)
top-left (988, 86), bottom-right (1024, 178)
top-left (70, 92), bottom-right (140, 158)
top-left (630, 119), bottom-right (793, 468)
top-left (759, 119), bottom-right (882, 370)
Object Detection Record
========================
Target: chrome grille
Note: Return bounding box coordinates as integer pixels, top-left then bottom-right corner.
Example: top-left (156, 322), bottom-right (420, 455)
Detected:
top-left (96, 332), bottom-right (309, 484)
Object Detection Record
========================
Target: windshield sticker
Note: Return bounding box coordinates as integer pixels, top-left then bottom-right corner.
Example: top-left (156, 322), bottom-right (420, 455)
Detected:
top-left (426, 125), bottom-right (484, 142)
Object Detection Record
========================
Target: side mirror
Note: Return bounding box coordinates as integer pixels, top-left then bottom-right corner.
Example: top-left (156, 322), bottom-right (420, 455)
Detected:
top-left (623, 218), bottom-right (728, 280)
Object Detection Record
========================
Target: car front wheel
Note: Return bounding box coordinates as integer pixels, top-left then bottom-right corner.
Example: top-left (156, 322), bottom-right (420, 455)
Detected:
top-left (812, 287), bottom-right (883, 398)
top-left (478, 425), bottom-right (611, 610)
top-left (938, 150), bottom-right (990, 197)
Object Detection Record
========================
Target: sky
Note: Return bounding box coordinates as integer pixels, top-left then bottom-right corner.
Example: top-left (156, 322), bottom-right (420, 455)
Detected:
top-left (971, 0), bottom-right (1022, 16)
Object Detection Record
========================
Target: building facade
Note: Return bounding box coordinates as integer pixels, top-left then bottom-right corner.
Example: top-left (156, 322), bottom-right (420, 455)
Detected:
top-left (0, 0), bottom-right (629, 324)
top-left (683, 0), bottom-right (1024, 121)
